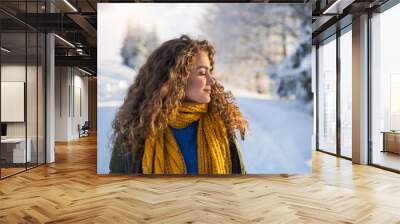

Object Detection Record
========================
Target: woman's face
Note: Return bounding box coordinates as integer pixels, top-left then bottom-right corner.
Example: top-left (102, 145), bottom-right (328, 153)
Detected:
top-left (184, 50), bottom-right (213, 103)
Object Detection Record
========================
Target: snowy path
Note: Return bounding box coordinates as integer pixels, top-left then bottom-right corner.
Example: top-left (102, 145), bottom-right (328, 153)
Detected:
top-left (97, 97), bottom-right (313, 174)
top-left (236, 97), bottom-right (313, 174)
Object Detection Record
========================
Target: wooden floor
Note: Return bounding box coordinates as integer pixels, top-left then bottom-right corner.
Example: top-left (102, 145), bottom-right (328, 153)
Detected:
top-left (1, 134), bottom-right (400, 223)
top-left (0, 167), bottom-right (26, 178)
top-left (373, 150), bottom-right (400, 171)
top-left (1, 162), bottom-right (45, 178)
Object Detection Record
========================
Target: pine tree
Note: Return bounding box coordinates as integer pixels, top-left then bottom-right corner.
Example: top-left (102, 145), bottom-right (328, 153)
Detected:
top-left (120, 21), bottom-right (159, 70)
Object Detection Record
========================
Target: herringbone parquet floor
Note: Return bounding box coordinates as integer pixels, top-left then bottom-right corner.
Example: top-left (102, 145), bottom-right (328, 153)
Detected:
top-left (1, 134), bottom-right (400, 223)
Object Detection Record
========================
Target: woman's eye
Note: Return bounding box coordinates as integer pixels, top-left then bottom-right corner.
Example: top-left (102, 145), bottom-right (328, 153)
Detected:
top-left (198, 71), bottom-right (206, 76)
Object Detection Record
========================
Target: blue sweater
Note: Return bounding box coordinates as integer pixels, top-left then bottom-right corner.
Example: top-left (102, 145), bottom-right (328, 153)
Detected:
top-left (171, 122), bottom-right (198, 174)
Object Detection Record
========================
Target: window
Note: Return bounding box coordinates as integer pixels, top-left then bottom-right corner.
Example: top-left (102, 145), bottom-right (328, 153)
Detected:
top-left (371, 3), bottom-right (400, 171)
top-left (0, 1), bottom-right (46, 179)
top-left (317, 36), bottom-right (337, 154)
top-left (339, 28), bottom-right (352, 158)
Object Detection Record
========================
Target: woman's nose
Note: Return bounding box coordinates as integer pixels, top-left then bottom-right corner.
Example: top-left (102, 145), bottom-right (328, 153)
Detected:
top-left (206, 73), bottom-right (215, 85)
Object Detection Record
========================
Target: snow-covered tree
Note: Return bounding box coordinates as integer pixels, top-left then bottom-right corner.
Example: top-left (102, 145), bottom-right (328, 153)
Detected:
top-left (120, 20), bottom-right (159, 70)
top-left (201, 4), bottom-right (307, 95)
top-left (270, 41), bottom-right (312, 100)
top-left (269, 4), bottom-right (312, 109)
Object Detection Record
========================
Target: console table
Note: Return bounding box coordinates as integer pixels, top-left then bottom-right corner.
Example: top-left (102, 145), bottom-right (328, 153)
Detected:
top-left (381, 131), bottom-right (400, 154)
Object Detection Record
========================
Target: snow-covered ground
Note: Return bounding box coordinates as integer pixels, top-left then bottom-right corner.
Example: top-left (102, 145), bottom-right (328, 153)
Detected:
top-left (236, 97), bottom-right (312, 174)
top-left (97, 95), bottom-right (312, 174)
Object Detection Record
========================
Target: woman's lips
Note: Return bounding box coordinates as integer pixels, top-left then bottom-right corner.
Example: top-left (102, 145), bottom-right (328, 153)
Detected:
top-left (203, 88), bottom-right (211, 94)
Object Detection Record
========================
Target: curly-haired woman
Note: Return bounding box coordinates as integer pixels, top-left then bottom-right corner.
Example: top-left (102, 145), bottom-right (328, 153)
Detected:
top-left (109, 35), bottom-right (248, 174)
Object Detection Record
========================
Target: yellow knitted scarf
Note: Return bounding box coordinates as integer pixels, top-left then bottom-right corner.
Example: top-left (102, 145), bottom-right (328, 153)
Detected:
top-left (142, 102), bottom-right (232, 174)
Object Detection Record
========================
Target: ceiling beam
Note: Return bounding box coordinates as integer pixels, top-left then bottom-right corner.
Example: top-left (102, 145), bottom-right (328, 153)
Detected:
top-left (67, 13), bottom-right (97, 39)
top-left (55, 55), bottom-right (96, 71)
top-left (322, 0), bottom-right (356, 14)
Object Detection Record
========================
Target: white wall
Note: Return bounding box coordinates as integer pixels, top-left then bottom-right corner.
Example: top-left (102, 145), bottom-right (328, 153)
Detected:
top-left (55, 67), bottom-right (89, 141)
top-left (1, 63), bottom-right (46, 164)
top-left (1, 65), bottom-right (26, 133)
top-left (1, 65), bottom-right (38, 138)
top-left (55, 66), bottom-right (70, 141)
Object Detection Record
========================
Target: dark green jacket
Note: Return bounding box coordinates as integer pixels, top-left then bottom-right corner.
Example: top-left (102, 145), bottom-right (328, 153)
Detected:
top-left (109, 135), bottom-right (245, 174)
